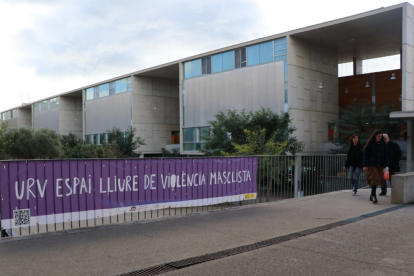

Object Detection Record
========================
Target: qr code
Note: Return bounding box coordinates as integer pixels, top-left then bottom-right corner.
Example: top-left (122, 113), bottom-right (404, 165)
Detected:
top-left (14, 209), bottom-right (30, 226)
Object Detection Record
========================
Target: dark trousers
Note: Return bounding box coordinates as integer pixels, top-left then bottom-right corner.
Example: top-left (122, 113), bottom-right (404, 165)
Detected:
top-left (0, 229), bottom-right (9, 237)
top-left (371, 185), bottom-right (377, 196)
top-left (381, 172), bottom-right (395, 194)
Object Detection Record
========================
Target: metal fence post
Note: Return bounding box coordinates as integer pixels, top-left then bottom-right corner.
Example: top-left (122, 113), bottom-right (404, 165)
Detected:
top-left (294, 155), bottom-right (301, 198)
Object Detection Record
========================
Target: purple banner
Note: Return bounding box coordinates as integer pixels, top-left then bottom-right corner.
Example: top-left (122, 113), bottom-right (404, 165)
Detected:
top-left (0, 157), bottom-right (257, 228)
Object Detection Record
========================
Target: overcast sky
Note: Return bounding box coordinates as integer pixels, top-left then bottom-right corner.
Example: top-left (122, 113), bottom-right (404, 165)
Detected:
top-left (0, 0), bottom-right (408, 111)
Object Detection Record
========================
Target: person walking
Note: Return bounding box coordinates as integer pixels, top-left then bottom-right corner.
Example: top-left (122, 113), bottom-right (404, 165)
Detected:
top-left (363, 129), bottom-right (390, 204)
top-left (344, 134), bottom-right (363, 196)
top-left (379, 133), bottom-right (402, 196)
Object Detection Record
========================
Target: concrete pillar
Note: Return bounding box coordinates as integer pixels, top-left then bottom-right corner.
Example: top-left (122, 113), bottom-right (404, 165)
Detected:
top-left (353, 58), bottom-right (362, 75)
top-left (402, 3), bottom-right (414, 111)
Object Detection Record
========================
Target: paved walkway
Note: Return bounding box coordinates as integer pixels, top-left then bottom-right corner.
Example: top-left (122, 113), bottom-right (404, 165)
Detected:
top-left (1, 189), bottom-right (413, 275)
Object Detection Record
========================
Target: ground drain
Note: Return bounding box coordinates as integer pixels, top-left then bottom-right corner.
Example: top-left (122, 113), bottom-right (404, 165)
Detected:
top-left (118, 204), bottom-right (412, 276)
top-left (119, 264), bottom-right (176, 276)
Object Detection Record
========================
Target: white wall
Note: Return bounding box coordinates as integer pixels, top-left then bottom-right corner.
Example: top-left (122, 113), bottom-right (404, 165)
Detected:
top-left (183, 61), bottom-right (285, 128)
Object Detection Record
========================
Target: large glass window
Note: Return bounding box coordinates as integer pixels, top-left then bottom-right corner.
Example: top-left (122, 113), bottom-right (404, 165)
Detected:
top-left (49, 97), bottom-right (58, 109)
top-left (34, 103), bottom-right (39, 113)
top-left (115, 77), bottom-right (130, 94)
top-left (183, 37), bottom-right (287, 79)
top-left (184, 59), bottom-right (202, 79)
top-left (126, 77), bottom-right (132, 91)
top-left (260, 41), bottom-right (273, 64)
top-left (247, 44), bottom-right (260, 66)
top-left (1, 111), bottom-right (12, 120)
top-left (199, 127), bottom-right (210, 142)
top-left (99, 83), bottom-right (109, 98)
top-left (115, 78), bottom-right (126, 94)
top-left (182, 127), bottom-right (210, 152)
top-left (183, 128), bottom-right (197, 142)
top-left (274, 37), bottom-right (287, 62)
top-left (99, 133), bottom-right (107, 144)
top-left (41, 100), bottom-right (48, 112)
top-left (85, 135), bottom-right (91, 145)
top-left (85, 88), bottom-right (94, 100)
top-left (86, 77), bottom-right (132, 101)
top-left (212, 51), bottom-right (234, 73)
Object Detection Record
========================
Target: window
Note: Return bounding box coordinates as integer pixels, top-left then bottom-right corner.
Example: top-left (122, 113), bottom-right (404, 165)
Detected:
top-left (1, 111), bottom-right (12, 120)
top-left (274, 37), bottom-right (287, 62)
top-left (260, 41), bottom-right (273, 64)
top-left (49, 98), bottom-right (58, 109)
top-left (109, 82), bottom-right (115, 95)
top-left (85, 135), bottom-right (91, 145)
top-left (41, 100), bottom-right (48, 112)
top-left (184, 59), bottom-right (202, 79)
top-left (86, 77), bottom-right (132, 101)
top-left (183, 128), bottom-right (196, 142)
top-left (202, 57), bottom-right (211, 75)
top-left (10, 109), bottom-right (17, 118)
top-left (284, 61), bottom-right (288, 104)
top-left (235, 48), bottom-right (247, 68)
top-left (115, 78), bottom-right (126, 94)
top-left (91, 134), bottom-right (98, 144)
top-left (183, 37), bottom-right (287, 79)
top-left (182, 127), bottom-right (210, 151)
top-left (212, 51), bottom-right (234, 73)
top-left (328, 123), bottom-right (335, 142)
top-left (199, 127), bottom-right (210, 142)
top-left (171, 131), bottom-right (180, 144)
top-left (247, 44), bottom-right (260, 66)
top-left (99, 133), bottom-right (107, 144)
top-left (94, 86), bottom-right (99, 99)
top-left (99, 83), bottom-right (109, 98)
top-left (34, 103), bottom-right (39, 113)
top-left (127, 77), bottom-right (132, 91)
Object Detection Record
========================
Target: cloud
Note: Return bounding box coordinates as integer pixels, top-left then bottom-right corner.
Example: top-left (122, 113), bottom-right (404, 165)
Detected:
top-left (9, 0), bottom-right (266, 80)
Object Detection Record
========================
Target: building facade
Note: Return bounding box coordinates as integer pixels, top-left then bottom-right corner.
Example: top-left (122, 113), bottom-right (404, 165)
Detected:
top-left (1, 3), bottom-right (414, 160)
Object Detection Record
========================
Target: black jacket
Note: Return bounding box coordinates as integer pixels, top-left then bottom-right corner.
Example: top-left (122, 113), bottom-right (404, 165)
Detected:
top-left (345, 144), bottom-right (363, 168)
top-left (363, 140), bottom-right (390, 168)
top-left (387, 141), bottom-right (402, 173)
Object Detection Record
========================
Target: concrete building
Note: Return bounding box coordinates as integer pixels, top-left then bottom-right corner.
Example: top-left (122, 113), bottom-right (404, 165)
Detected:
top-left (1, 2), bottom-right (414, 160)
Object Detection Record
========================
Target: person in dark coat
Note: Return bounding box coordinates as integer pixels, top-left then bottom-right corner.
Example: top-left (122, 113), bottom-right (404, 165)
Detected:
top-left (363, 129), bottom-right (390, 204)
top-left (344, 134), bottom-right (363, 196)
top-left (380, 134), bottom-right (403, 196)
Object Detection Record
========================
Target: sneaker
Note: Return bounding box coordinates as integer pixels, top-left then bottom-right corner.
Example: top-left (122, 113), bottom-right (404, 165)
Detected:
top-left (352, 191), bottom-right (356, 196)
top-left (373, 196), bottom-right (378, 204)
top-left (379, 192), bottom-right (386, 196)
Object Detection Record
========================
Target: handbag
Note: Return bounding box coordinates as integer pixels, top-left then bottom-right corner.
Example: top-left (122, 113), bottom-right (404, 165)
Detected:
top-left (383, 170), bottom-right (389, 180)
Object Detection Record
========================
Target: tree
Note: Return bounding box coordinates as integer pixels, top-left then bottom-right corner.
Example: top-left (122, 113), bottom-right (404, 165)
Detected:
top-left (222, 129), bottom-right (291, 202)
top-left (0, 122), bottom-right (12, 159)
top-left (5, 127), bottom-right (61, 159)
top-left (221, 129), bottom-right (288, 156)
top-left (161, 147), bottom-right (181, 157)
top-left (61, 132), bottom-right (121, 159)
top-left (201, 108), bottom-right (304, 156)
top-left (330, 101), bottom-right (405, 154)
top-left (107, 126), bottom-right (145, 158)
